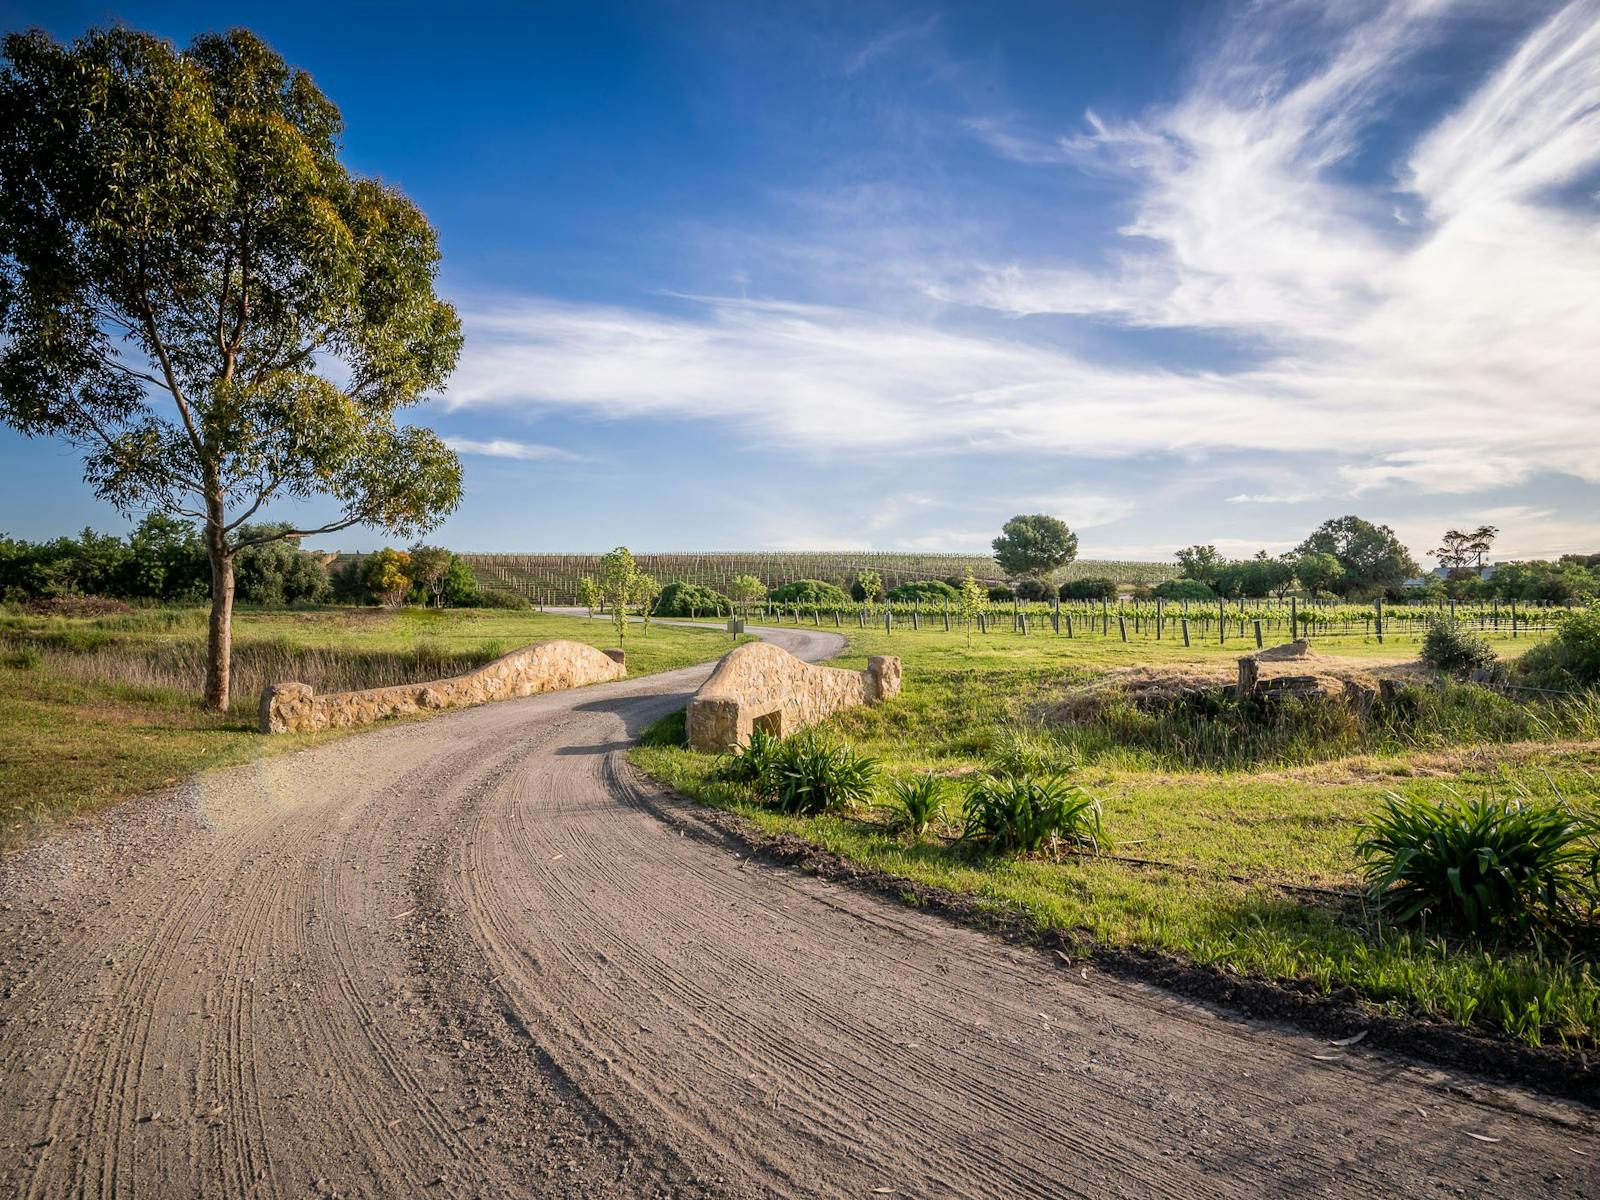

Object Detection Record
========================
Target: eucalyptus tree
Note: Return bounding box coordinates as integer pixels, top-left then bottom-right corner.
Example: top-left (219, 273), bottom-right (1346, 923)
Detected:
top-left (0, 28), bottom-right (463, 709)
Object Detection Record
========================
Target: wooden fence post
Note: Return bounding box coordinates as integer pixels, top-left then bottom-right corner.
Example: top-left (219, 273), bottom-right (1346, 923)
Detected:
top-left (1253, 620), bottom-right (1263, 648)
top-left (1181, 618), bottom-right (1191, 647)
top-left (1118, 616), bottom-right (1128, 643)
top-left (1375, 598), bottom-right (1383, 644)
top-left (1237, 656), bottom-right (1260, 701)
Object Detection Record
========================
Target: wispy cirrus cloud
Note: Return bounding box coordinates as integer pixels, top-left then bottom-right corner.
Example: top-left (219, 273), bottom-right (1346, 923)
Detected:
top-left (442, 0), bottom-right (1600, 509)
top-left (947, 0), bottom-right (1600, 491)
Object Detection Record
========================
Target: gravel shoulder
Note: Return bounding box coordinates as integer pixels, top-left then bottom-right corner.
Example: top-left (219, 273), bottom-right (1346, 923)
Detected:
top-left (1, 626), bottom-right (1595, 1198)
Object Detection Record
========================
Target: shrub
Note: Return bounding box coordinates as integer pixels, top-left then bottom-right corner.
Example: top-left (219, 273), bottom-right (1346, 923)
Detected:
top-left (1014, 579), bottom-right (1054, 602)
top-left (767, 735), bottom-right (879, 815)
top-left (1518, 608), bottom-right (1600, 691)
top-left (1152, 577), bottom-right (1214, 602)
top-left (768, 579), bottom-right (849, 607)
top-left (885, 774), bottom-right (945, 838)
top-left (655, 581), bottom-right (732, 617)
top-left (441, 556), bottom-right (478, 606)
top-left (1356, 791), bottom-right (1600, 936)
top-left (1059, 577), bottom-right (1118, 601)
top-left (715, 725), bottom-right (783, 787)
top-left (233, 524), bottom-right (330, 605)
top-left (960, 774), bottom-right (1105, 855)
top-left (886, 579), bottom-right (957, 603)
top-left (986, 585), bottom-right (1014, 602)
top-left (1421, 617), bottom-right (1497, 677)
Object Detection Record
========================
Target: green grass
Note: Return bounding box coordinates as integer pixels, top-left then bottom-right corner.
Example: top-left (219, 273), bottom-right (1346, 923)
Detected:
top-left (630, 621), bottom-right (1600, 1050)
top-left (0, 603), bottom-right (746, 846)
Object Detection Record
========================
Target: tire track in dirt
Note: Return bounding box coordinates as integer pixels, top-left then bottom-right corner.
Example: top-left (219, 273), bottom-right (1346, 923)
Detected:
top-left (1, 625), bottom-right (1595, 1198)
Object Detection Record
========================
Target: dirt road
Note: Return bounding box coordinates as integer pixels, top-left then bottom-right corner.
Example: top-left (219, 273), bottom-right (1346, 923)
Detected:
top-left (1, 626), bottom-right (1594, 1198)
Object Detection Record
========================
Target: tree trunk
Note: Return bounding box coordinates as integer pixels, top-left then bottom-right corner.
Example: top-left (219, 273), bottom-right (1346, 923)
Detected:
top-left (205, 527), bottom-right (234, 713)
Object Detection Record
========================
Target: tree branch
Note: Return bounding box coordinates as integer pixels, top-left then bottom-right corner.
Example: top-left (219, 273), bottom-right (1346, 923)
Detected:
top-left (134, 286), bottom-right (207, 463)
top-left (229, 515), bottom-right (365, 553)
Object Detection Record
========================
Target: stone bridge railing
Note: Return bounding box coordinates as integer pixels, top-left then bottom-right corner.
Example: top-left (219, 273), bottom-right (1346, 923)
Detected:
top-left (259, 639), bottom-right (626, 734)
top-left (686, 641), bottom-right (900, 752)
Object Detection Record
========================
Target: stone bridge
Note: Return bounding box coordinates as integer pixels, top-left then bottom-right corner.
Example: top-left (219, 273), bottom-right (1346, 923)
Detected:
top-left (686, 641), bottom-right (900, 751)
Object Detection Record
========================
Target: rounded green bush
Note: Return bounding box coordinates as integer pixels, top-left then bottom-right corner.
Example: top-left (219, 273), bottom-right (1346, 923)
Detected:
top-left (1420, 617), bottom-right (1497, 677)
top-left (886, 579), bottom-right (957, 603)
top-left (768, 579), bottom-right (849, 607)
top-left (654, 581), bottom-right (732, 617)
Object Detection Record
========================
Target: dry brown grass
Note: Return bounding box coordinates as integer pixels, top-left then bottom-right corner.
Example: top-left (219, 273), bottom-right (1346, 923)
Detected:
top-left (12, 639), bottom-right (502, 708)
top-left (1034, 644), bottom-right (1427, 723)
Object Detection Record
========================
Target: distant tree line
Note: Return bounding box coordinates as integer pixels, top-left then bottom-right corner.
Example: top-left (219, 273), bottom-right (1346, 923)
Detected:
top-left (1167, 517), bottom-right (1599, 605)
top-left (1, 520), bottom-right (490, 609)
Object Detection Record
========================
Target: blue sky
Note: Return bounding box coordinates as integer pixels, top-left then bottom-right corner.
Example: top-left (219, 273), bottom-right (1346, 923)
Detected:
top-left (2, 0), bottom-right (1597, 564)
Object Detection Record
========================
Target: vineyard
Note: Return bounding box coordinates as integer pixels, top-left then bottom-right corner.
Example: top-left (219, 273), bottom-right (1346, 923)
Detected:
top-left (459, 551), bottom-right (1179, 604)
top-left (674, 595), bottom-right (1572, 648)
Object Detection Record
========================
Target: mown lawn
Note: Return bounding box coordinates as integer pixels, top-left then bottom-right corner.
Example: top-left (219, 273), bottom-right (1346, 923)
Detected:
top-left (631, 623), bottom-right (1600, 1051)
top-left (0, 604), bottom-right (745, 846)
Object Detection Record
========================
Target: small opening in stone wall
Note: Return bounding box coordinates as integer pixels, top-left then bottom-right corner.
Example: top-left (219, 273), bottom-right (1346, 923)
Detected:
top-left (753, 709), bottom-right (783, 738)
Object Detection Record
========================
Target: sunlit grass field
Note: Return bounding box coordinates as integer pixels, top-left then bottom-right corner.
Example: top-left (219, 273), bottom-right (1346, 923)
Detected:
top-left (0, 604), bottom-right (745, 845)
top-left (632, 622), bottom-right (1600, 1051)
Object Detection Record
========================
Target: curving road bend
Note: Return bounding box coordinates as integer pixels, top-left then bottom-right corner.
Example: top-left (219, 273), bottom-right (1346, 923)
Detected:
top-left (1, 625), bottom-right (1595, 1198)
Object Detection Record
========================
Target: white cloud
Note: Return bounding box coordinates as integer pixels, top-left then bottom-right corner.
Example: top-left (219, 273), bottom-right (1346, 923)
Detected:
top-left (442, 1), bottom-right (1600, 507)
top-left (1022, 493), bottom-right (1136, 529)
top-left (844, 15), bottom-right (941, 75)
top-left (442, 437), bottom-right (583, 462)
top-left (1338, 449), bottom-right (1538, 495)
top-left (947, 0), bottom-right (1600, 489)
top-left (1227, 492), bottom-right (1321, 505)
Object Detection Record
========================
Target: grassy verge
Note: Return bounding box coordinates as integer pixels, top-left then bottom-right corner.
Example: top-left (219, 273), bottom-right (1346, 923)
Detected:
top-left (630, 625), bottom-right (1600, 1052)
top-left (1, 604), bottom-right (745, 847)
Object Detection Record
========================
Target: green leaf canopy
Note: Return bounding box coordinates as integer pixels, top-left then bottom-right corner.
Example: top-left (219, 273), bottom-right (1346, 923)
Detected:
top-left (0, 26), bottom-right (463, 542)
